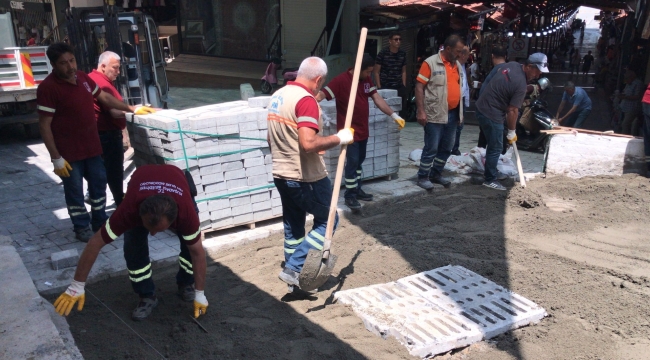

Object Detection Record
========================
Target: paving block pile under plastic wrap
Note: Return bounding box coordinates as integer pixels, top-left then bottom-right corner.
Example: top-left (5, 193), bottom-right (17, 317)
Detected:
top-left (127, 90), bottom-right (401, 231)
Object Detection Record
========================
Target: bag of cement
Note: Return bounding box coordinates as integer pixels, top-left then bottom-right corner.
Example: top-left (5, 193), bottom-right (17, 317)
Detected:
top-left (497, 147), bottom-right (518, 176)
top-left (444, 153), bottom-right (475, 174)
top-left (468, 147), bottom-right (485, 173)
top-left (409, 149), bottom-right (422, 162)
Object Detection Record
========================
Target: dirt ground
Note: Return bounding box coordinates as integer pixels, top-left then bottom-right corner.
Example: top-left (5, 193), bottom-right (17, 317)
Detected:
top-left (52, 174), bottom-right (650, 360)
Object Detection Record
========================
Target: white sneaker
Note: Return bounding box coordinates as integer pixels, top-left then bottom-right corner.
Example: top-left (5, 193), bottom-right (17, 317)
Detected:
top-left (483, 180), bottom-right (507, 191)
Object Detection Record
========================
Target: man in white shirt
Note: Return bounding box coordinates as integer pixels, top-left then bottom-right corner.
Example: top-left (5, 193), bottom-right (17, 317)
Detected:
top-left (469, 59), bottom-right (479, 100)
top-left (452, 46), bottom-right (471, 155)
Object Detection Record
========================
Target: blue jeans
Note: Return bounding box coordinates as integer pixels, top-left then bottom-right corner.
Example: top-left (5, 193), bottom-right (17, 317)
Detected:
top-left (60, 155), bottom-right (108, 231)
top-left (452, 122), bottom-right (464, 154)
top-left (123, 199), bottom-right (198, 298)
top-left (477, 111), bottom-right (504, 182)
top-left (274, 176), bottom-right (339, 273)
top-left (417, 107), bottom-right (459, 178)
top-left (564, 108), bottom-right (591, 128)
top-left (643, 103), bottom-right (650, 168)
top-left (344, 139), bottom-right (367, 199)
top-left (99, 130), bottom-right (125, 207)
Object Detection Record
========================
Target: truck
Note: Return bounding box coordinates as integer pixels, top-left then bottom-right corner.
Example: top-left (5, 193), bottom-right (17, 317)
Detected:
top-left (0, 5), bottom-right (169, 138)
top-left (0, 13), bottom-right (52, 137)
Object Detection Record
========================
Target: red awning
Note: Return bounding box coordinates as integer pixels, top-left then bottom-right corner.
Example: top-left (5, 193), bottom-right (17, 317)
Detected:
top-left (362, 0), bottom-right (457, 20)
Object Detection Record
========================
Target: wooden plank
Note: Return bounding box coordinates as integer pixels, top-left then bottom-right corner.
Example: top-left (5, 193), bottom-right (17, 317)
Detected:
top-left (543, 126), bottom-right (638, 139)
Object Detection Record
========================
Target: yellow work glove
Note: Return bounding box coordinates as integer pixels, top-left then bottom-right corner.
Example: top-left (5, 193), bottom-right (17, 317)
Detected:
top-left (53, 280), bottom-right (85, 316)
top-left (193, 290), bottom-right (208, 318)
top-left (52, 157), bottom-right (72, 178)
top-left (391, 112), bottom-right (405, 130)
top-left (134, 106), bottom-right (156, 115)
top-left (335, 128), bottom-right (355, 145)
top-left (507, 129), bottom-right (518, 145)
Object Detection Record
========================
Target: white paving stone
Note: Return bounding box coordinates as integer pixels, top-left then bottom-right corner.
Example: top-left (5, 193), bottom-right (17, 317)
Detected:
top-left (334, 265), bottom-right (546, 358)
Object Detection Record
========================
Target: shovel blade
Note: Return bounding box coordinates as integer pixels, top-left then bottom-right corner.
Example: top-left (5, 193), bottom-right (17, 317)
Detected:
top-left (298, 248), bottom-right (338, 292)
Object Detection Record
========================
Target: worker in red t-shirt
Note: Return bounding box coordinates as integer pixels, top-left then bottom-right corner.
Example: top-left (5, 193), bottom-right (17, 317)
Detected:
top-left (37, 43), bottom-right (152, 242)
top-left (88, 51), bottom-right (128, 207)
top-left (53, 165), bottom-right (209, 321)
top-left (316, 54), bottom-right (405, 212)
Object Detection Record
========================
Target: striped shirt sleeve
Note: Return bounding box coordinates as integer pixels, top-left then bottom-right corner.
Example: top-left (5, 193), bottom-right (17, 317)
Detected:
top-left (36, 82), bottom-right (56, 116)
top-left (416, 62), bottom-right (431, 84)
top-left (295, 96), bottom-right (319, 131)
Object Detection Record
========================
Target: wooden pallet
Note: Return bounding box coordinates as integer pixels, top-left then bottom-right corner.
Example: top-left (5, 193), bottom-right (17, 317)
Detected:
top-left (202, 214), bottom-right (283, 235)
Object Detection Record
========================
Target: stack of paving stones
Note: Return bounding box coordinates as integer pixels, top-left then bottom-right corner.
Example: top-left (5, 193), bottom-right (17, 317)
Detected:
top-left (320, 89), bottom-right (402, 183)
top-left (127, 90), bottom-right (401, 231)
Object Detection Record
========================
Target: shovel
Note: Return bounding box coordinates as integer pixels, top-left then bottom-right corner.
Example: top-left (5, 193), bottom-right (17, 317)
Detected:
top-left (298, 27), bottom-right (369, 292)
top-left (512, 142), bottom-right (526, 188)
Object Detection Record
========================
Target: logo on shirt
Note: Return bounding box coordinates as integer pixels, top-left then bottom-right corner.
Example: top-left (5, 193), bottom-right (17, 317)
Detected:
top-left (364, 83), bottom-right (370, 93)
top-left (268, 95), bottom-right (283, 114)
top-left (501, 68), bottom-right (511, 82)
top-left (83, 82), bottom-right (91, 93)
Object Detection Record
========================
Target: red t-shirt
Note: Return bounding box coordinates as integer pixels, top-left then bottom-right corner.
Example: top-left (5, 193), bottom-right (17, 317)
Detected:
top-left (322, 69), bottom-right (377, 141)
top-left (100, 165), bottom-right (201, 245)
top-left (285, 81), bottom-right (321, 132)
top-left (88, 69), bottom-right (126, 131)
top-left (36, 71), bottom-right (103, 162)
top-left (643, 84), bottom-right (650, 105)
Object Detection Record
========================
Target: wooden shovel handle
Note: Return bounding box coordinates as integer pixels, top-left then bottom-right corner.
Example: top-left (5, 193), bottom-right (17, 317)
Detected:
top-left (513, 142), bottom-right (526, 188)
top-left (324, 27), bottom-right (368, 241)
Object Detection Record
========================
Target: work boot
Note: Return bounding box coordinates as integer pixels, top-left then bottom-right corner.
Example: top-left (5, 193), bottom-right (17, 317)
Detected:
top-left (356, 189), bottom-right (373, 201)
top-left (177, 283), bottom-right (195, 302)
top-left (429, 174), bottom-right (451, 188)
top-left (278, 268), bottom-right (300, 286)
top-left (417, 177), bottom-right (434, 190)
top-left (74, 227), bottom-right (94, 243)
top-left (345, 198), bottom-right (361, 211)
top-left (131, 296), bottom-right (159, 321)
top-left (451, 149), bottom-right (461, 156)
top-left (482, 180), bottom-right (507, 191)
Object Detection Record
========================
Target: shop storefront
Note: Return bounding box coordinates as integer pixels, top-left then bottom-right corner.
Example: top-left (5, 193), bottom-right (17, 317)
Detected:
top-left (176, 0), bottom-right (280, 61)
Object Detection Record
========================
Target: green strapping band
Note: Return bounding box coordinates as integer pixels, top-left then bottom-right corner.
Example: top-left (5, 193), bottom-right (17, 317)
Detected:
top-left (196, 183), bottom-right (276, 203)
top-left (131, 122), bottom-right (268, 162)
top-left (131, 116), bottom-right (277, 200)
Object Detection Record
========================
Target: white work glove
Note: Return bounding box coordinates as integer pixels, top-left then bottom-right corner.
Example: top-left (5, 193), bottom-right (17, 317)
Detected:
top-left (507, 129), bottom-right (517, 145)
top-left (335, 128), bottom-right (355, 145)
top-left (53, 280), bottom-right (85, 316)
top-left (193, 290), bottom-right (208, 318)
top-left (52, 157), bottom-right (72, 177)
top-left (391, 112), bottom-right (405, 130)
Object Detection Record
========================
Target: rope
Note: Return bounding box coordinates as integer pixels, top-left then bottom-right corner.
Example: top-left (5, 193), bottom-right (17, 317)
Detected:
top-left (176, 119), bottom-right (190, 171)
top-left (85, 289), bottom-right (166, 359)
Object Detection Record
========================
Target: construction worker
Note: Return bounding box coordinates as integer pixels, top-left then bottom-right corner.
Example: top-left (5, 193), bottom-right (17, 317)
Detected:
top-left (477, 53), bottom-right (547, 190)
top-left (88, 51), bottom-right (128, 207)
top-left (269, 57), bottom-right (353, 287)
top-left (414, 35), bottom-right (466, 190)
top-left (37, 43), bottom-right (152, 242)
top-left (316, 55), bottom-right (405, 211)
top-left (53, 165), bottom-right (208, 321)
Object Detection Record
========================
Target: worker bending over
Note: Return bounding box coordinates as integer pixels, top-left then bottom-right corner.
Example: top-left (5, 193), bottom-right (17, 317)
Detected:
top-left (53, 165), bottom-right (208, 321)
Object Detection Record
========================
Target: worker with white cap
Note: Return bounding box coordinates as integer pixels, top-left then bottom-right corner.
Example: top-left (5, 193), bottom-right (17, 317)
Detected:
top-left (475, 52), bottom-right (548, 191)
